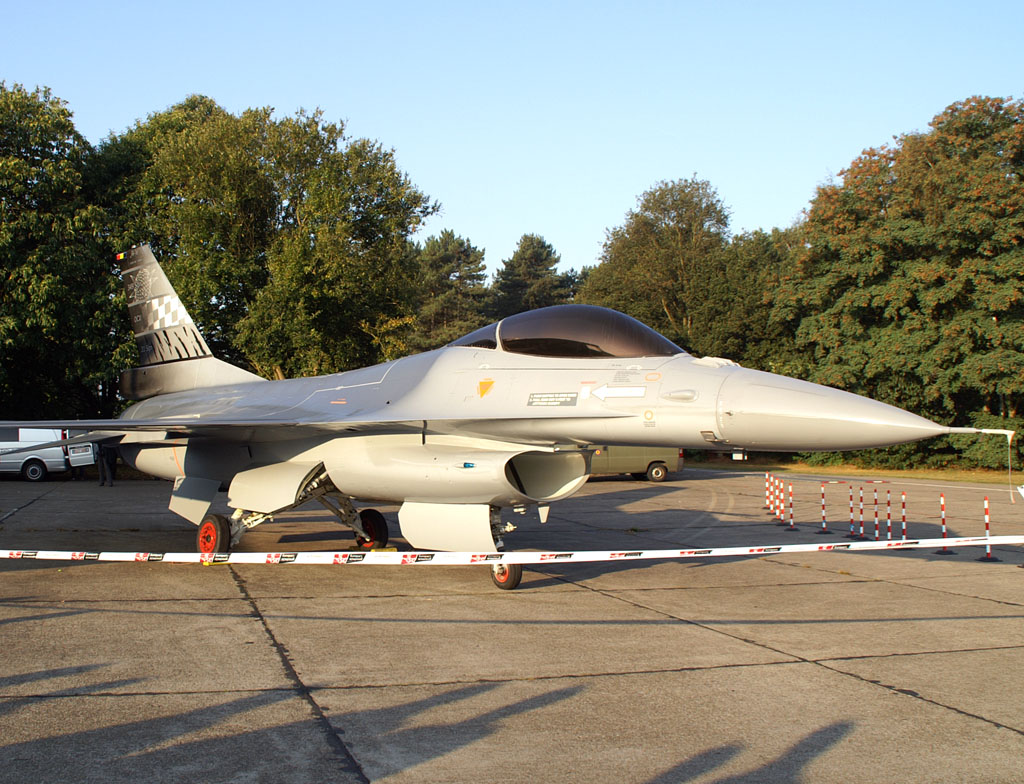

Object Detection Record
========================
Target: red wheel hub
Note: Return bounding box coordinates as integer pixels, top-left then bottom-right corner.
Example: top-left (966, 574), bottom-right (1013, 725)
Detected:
top-left (198, 520), bottom-right (217, 553)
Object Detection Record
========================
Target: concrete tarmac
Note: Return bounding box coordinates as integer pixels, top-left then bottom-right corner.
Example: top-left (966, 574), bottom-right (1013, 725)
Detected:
top-left (2, 467), bottom-right (1023, 783)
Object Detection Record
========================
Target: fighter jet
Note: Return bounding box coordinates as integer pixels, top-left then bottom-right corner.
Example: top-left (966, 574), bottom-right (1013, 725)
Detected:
top-left (1, 244), bottom-right (977, 588)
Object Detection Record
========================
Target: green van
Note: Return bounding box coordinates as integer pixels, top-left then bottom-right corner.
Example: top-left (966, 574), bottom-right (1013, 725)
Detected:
top-left (589, 446), bottom-right (682, 482)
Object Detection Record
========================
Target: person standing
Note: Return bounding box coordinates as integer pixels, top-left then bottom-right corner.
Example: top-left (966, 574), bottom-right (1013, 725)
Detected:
top-left (97, 443), bottom-right (117, 487)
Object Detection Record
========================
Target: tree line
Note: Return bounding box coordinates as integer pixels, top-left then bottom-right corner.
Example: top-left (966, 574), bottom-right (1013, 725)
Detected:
top-left (1, 84), bottom-right (1020, 468)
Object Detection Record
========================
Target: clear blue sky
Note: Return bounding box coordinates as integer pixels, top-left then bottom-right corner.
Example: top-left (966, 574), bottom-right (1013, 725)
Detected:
top-left (3, 1), bottom-right (1021, 274)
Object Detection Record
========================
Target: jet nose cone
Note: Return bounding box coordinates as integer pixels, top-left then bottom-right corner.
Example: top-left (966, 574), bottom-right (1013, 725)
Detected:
top-left (717, 369), bottom-right (947, 451)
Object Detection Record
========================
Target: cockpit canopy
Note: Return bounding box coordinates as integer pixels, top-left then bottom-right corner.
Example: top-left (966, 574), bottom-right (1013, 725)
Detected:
top-left (448, 305), bottom-right (686, 358)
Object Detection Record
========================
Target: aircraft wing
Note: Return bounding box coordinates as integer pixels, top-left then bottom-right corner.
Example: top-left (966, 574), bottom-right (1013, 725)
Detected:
top-left (0, 410), bottom-right (632, 451)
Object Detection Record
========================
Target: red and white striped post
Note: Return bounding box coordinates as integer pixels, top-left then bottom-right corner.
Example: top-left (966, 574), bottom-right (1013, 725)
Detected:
top-left (858, 487), bottom-right (866, 539)
top-left (783, 482), bottom-right (798, 532)
top-left (816, 481), bottom-right (831, 535)
top-left (775, 477), bottom-right (788, 526)
top-left (886, 490), bottom-right (892, 540)
top-left (935, 493), bottom-right (955, 555)
top-left (764, 472), bottom-right (772, 511)
top-left (873, 487), bottom-right (880, 540)
top-left (977, 496), bottom-right (1001, 562)
top-left (901, 492), bottom-right (907, 541)
top-left (845, 485), bottom-right (857, 538)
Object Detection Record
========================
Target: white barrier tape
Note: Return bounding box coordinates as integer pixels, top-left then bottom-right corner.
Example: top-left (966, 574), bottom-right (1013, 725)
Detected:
top-left (3, 535), bottom-right (1023, 566)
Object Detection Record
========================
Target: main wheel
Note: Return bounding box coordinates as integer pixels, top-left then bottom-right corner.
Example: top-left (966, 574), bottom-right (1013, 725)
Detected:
top-left (21, 460), bottom-right (47, 482)
top-left (490, 563), bottom-right (523, 590)
top-left (197, 513), bottom-right (231, 554)
top-left (355, 508), bottom-right (389, 549)
top-left (646, 462), bottom-right (668, 482)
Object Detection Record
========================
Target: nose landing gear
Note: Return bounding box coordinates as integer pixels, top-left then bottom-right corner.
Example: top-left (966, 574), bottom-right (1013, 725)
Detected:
top-left (490, 562), bottom-right (523, 590)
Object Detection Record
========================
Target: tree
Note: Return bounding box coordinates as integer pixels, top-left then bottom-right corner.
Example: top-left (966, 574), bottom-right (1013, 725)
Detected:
top-left (235, 117), bottom-right (438, 377)
top-left (694, 228), bottom-right (805, 370)
top-left (0, 83), bottom-right (129, 417)
top-left (95, 97), bottom-right (277, 363)
top-left (490, 234), bottom-right (571, 319)
top-left (577, 178), bottom-right (730, 350)
top-left (774, 96), bottom-right (1024, 467)
top-left (410, 230), bottom-right (489, 351)
top-left (96, 98), bottom-right (438, 378)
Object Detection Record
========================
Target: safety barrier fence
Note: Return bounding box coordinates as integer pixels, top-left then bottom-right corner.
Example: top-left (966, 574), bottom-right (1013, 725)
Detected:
top-left (4, 534), bottom-right (1024, 566)
top-left (2, 473), bottom-right (1018, 568)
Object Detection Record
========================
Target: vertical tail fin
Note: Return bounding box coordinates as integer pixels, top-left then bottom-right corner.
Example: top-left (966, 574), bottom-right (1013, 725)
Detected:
top-left (119, 244), bottom-right (212, 365)
top-left (118, 244), bottom-right (263, 399)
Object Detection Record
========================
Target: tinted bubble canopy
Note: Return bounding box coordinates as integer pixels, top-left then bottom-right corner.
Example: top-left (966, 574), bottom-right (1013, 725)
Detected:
top-left (449, 305), bottom-right (685, 358)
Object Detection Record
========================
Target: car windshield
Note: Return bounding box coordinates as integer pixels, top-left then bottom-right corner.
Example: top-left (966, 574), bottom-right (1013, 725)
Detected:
top-left (448, 305), bottom-right (686, 358)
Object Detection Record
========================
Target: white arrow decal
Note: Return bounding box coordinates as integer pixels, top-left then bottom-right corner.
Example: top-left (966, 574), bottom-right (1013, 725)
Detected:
top-left (591, 384), bottom-right (646, 401)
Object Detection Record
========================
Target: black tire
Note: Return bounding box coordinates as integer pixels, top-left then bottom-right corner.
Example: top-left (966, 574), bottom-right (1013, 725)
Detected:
top-left (490, 563), bottom-right (523, 590)
top-left (646, 462), bottom-right (668, 482)
top-left (355, 508), bottom-right (389, 549)
top-left (197, 513), bottom-right (231, 554)
top-left (21, 460), bottom-right (47, 482)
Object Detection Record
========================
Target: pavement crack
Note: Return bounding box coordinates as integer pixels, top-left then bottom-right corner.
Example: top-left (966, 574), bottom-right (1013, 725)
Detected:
top-left (815, 660), bottom-right (1024, 736)
top-left (767, 557), bottom-right (1024, 607)
top-left (884, 581), bottom-right (1024, 608)
top-left (0, 484), bottom-right (62, 523)
top-left (305, 660), bottom-right (800, 691)
top-left (549, 573), bottom-right (804, 664)
top-left (817, 643), bottom-right (1024, 664)
top-left (1, 688), bottom-right (296, 699)
top-left (229, 566), bottom-right (370, 784)
top-left (566, 574), bottom-right (1024, 739)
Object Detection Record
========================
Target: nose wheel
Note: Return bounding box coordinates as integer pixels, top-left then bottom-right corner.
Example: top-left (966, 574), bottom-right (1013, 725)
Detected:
top-left (490, 563), bottom-right (523, 590)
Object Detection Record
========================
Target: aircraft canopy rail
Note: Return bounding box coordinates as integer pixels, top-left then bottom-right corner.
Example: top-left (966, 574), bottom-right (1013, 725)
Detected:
top-left (448, 304), bottom-right (687, 359)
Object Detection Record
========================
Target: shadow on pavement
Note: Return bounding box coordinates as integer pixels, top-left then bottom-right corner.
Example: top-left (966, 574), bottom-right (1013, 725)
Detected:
top-left (645, 721), bottom-right (853, 783)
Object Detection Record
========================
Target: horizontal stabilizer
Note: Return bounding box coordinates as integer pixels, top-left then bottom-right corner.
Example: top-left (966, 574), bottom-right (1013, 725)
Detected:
top-left (120, 356), bottom-right (263, 399)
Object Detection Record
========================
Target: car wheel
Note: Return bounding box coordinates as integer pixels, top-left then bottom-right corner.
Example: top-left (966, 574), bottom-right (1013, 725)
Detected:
top-left (646, 462), bottom-right (668, 482)
top-left (22, 460), bottom-right (47, 482)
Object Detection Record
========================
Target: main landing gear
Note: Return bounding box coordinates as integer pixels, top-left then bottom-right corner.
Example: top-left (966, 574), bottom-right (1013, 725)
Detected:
top-left (354, 508), bottom-right (389, 549)
top-left (197, 513), bottom-right (231, 554)
top-left (195, 506), bottom-right (389, 554)
top-left (193, 474), bottom-right (519, 589)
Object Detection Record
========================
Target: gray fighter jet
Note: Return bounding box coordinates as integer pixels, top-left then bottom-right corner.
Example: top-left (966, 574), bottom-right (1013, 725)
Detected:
top-left (2, 245), bottom-right (975, 588)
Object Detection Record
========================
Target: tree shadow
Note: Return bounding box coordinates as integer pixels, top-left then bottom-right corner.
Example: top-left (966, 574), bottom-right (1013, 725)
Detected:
top-left (322, 681), bottom-right (584, 777)
top-left (0, 667), bottom-right (582, 783)
top-left (645, 744), bottom-right (744, 783)
top-left (646, 721), bottom-right (854, 783)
